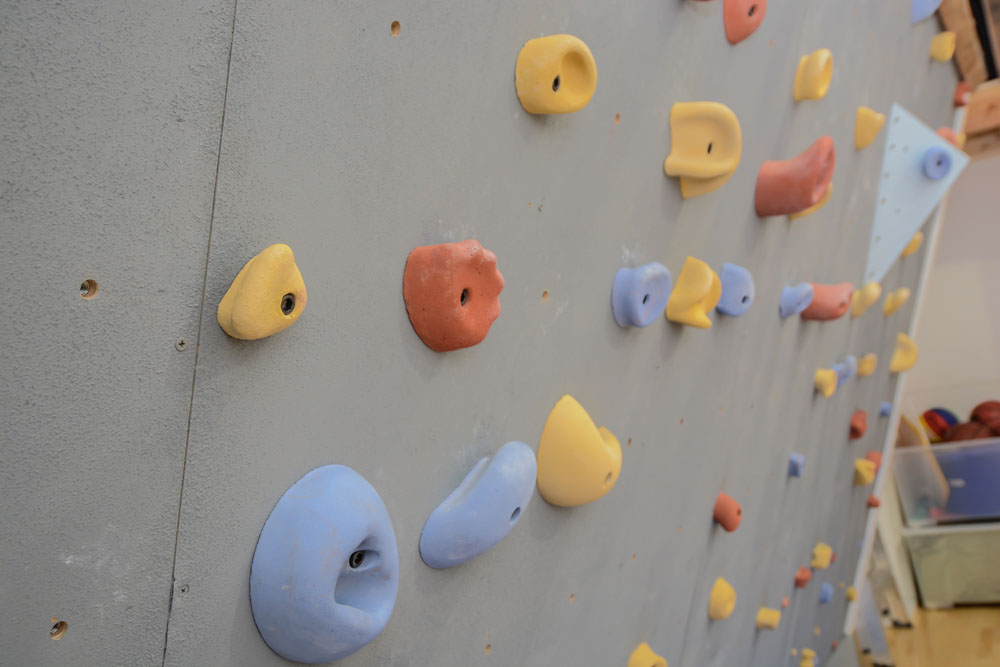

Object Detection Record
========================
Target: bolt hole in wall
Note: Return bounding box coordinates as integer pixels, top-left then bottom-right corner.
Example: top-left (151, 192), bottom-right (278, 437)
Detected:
top-left (79, 279), bottom-right (97, 300)
top-left (390, 20), bottom-right (400, 36)
top-left (542, 290), bottom-right (549, 302)
top-left (49, 618), bottom-right (67, 640)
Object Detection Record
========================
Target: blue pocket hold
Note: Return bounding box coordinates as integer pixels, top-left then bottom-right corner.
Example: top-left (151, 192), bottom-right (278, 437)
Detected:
top-left (922, 146), bottom-right (952, 180)
top-left (912, 0), bottom-right (943, 23)
top-left (780, 283), bottom-right (814, 318)
top-left (612, 262), bottom-right (672, 327)
top-left (819, 582), bottom-right (834, 604)
top-left (880, 401), bottom-right (892, 417)
top-left (420, 441), bottom-right (537, 568)
top-left (834, 355), bottom-right (858, 386)
top-left (717, 263), bottom-right (755, 317)
top-left (250, 465), bottom-right (398, 664)
top-left (789, 453), bottom-right (806, 478)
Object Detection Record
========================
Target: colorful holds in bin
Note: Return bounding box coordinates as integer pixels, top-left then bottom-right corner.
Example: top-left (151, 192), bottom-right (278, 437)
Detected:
top-left (801, 282), bottom-right (853, 321)
top-left (788, 453), bottom-right (806, 478)
top-left (883, 288), bottom-right (911, 316)
top-left (921, 407), bottom-right (959, 442)
top-left (971, 401), bottom-right (1000, 434)
top-left (723, 0), bottom-right (767, 45)
top-left (713, 492), bottom-right (743, 532)
top-left (795, 566), bottom-right (812, 587)
top-left (855, 107), bottom-right (886, 150)
top-left (756, 607), bottom-right (781, 630)
top-left (663, 102), bottom-right (742, 198)
top-left (780, 283), bottom-right (815, 318)
top-left (709, 577), bottom-right (737, 620)
top-left (755, 136), bottom-right (836, 217)
top-left (515, 35), bottom-right (597, 114)
top-left (858, 353), bottom-right (878, 377)
top-left (854, 459), bottom-right (877, 486)
top-left (814, 368), bottom-right (838, 398)
top-left (218, 243), bottom-right (307, 340)
top-left (665, 257), bottom-right (722, 328)
top-left (811, 542), bottom-right (833, 569)
top-left (612, 263), bottom-right (672, 328)
top-left (850, 282), bottom-right (882, 317)
top-left (628, 642), bottom-right (668, 667)
top-left (403, 239), bottom-right (504, 352)
top-left (922, 146), bottom-right (953, 180)
top-left (849, 410), bottom-right (868, 440)
top-left (717, 263), bottom-right (755, 316)
top-left (794, 49), bottom-right (833, 101)
top-left (930, 31), bottom-right (956, 61)
top-left (419, 441), bottom-right (536, 568)
top-left (890, 333), bottom-right (919, 372)
top-left (819, 582), bottom-right (834, 604)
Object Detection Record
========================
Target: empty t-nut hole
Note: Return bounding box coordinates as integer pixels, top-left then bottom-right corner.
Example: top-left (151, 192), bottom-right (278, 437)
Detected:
top-left (460, 288), bottom-right (469, 306)
top-left (348, 550), bottom-right (365, 569)
top-left (49, 619), bottom-right (68, 640)
top-left (280, 293), bottom-right (295, 315)
top-left (552, 75), bottom-right (560, 92)
top-left (642, 294), bottom-right (650, 304)
top-left (390, 20), bottom-right (400, 36)
top-left (79, 279), bottom-right (98, 300)
top-left (510, 507), bottom-right (521, 522)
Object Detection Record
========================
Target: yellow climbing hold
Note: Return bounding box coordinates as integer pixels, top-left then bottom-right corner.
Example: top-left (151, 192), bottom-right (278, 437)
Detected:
top-left (890, 333), bottom-right (919, 373)
top-left (854, 459), bottom-right (877, 486)
top-left (663, 102), bottom-right (742, 198)
top-left (857, 353), bottom-right (878, 377)
top-left (814, 368), bottom-right (837, 398)
top-left (756, 607), bottom-right (781, 630)
top-left (883, 288), bottom-right (911, 316)
top-left (665, 257), bottom-right (722, 329)
top-left (794, 49), bottom-right (833, 101)
top-left (537, 395), bottom-right (622, 507)
top-left (709, 577), bottom-right (737, 620)
top-left (850, 282), bottom-right (882, 317)
top-left (800, 649), bottom-right (817, 667)
top-left (628, 642), bottom-right (667, 667)
top-left (901, 231), bottom-right (924, 257)
top-left (855, 107), bottom-right (886, 150)
top-left (217, 243), bottom-right (307, 340)
top-left (810, 542), bottom-right (833, 569)
top-left (515, 35), bottom-right (597, 114)
top-left (846, 586), bottom-right (858, 602)
top-left (930, 32), bottom-right (956, 62)
top-left (789, 184), bottom-right (832, 220)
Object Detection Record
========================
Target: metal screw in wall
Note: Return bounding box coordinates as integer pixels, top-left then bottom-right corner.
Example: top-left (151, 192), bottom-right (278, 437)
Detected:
top-left (176, 338), bottom-right (188, 351)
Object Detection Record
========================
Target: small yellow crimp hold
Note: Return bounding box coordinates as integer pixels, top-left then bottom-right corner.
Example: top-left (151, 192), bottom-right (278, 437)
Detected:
top-left (709, 577), bottom-right (737, 620)
top-left (901, 231), bottom-right (924, 257)
top-left (756, 607), bottom-right (781, 630)
top-left (665, 257), bottom-right (722, 329)
top-left (883, 288), bottom-right (911, 316)
top-left (890, 333), bottom-right (919, 373)
top-left (663, 102), bottom-right (742, 199)
top-left (794, 49), bottom-right (833, 101)
top-left (850, 282), bottom-right (883, 317)
top-left (930, 32), bottom-right (957, 62)
top-left (855, 107), bottom-right (886, 150)
top-left (810, 542), bottom-right (833, 569)
top-left (857, 353), bottom-right (878, 377)
top-left (814, 368), bottom-right (838, 398)
top-left (800, 648), bottom-right (817, 667)
top-left (854, 459), bottom-right (877, 486)
top-left (846, 586), bottom-right (858, 601)
top-left (515, 35), bottom-right (597, 114)
top-left (217, 243), bottom-right (307, 340)
top-left (628, 642), bottom-right (667, 667)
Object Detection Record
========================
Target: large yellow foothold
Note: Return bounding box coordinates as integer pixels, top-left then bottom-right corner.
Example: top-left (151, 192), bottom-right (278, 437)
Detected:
top-left (810, 542), bottom-right (833, 569)
top-left (663, 102), bottom-right (742, 198)
top-left (515, 35), bottom-right (597, 114)
top-left (794, 49), bottom-right (833, 101)
top-left (537, 395), bottom-right (622, 507)
top-left (756, 607), bottom-right (781, 630)
top-left (217, 243), bottom-right (307, 340)
top-left (850, 282), bottom-right (882, 317)
top-left (788, 184), bottom-right (833, 220)
top-left (628, 642), bottom-right (667, 667)
top-left (857, 353), bottom-right (878, 377)
top-left (930, 32), bottom-right (957, 62)
top-left (709, 577), bottom-right (736, 620)
top-left (890, 333), bottom-right (919, 373)
top-left (901, 231), bottom-right (924, 257)
top-left (883, 288), bottom-right (911, 316)
top-left (855, 107), bottom-right (886, 149)
top-left (814, 368), bottom-right (837, 398)
top-left (800, 648), bottom-right (817, 667)
top-left (665, 257), bottom-right (722, 329)
top-left (854, 459), bottom-right (877, 486)
top-left (846, 586), bottom-right (858, 602)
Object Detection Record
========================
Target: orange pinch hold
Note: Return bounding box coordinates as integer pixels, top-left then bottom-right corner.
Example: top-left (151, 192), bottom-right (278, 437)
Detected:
top-left (865, 450), bottom-right (883, 469)
top-left (794, 566), bottom-right (812, 588)
top-left (800, 282), bottom-right (853, 321)
top-left (402, 239), bottom-right (504, 352)
top-left (713, 492), bottom-right (743, 532)
top-left (755, 136), bottom-right (835, 217)
top-left (724, 0), bottom-right (767, 45)
top-left (849, 410), bottom-right (868, 440)
top-left (867, 495), bottom-right (881, 508)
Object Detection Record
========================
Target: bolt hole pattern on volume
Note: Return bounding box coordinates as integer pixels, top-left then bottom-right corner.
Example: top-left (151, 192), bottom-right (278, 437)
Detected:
top-left (217, 243), bottom-right (307, 340)
top-left (755, 136), bottom-right (836, 217)
top-left (419, 441), bottom-right (536, 568)
top-left (402, 239), bottom-right (504, 352)
top-left (612, 263), bottom-right (672, 327)
top-left (628, 641), bottom-right (668, 667)
top-left (515, 34), bottom-right (597, 114)
top-left (250, 465), bottom-right (398, 664)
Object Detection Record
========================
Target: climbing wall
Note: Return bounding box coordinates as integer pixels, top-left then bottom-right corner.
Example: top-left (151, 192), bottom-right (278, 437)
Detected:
top-left (0, 1), bottom-right (958, 666)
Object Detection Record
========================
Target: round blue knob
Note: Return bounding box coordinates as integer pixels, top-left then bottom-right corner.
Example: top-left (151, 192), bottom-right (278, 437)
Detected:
top-left (922, 146), bottom-right (952, 180)
top-left (611, 262), bottom-right (672, 328)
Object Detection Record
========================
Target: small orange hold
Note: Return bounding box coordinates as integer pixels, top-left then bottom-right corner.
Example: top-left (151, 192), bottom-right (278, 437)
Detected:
top-left (936, 126), bottom-right (960, 147)
top-left (831, 640), bottom-right (839, 651)
top-left (801, 283), bottom-right (854, 321)
top-left (849, 410), bottom-right (868, 440)
top-left (723, 0), bottom-right (767, 45)
top-left (867, 495), bottom-right (881, 508)
top-left (781, 596), bottom-right (790, 609)
top-left (794, 566), bottom-right (812, 588)
top-left (865, 450), bottom-right (883, 469)
top-left (713, 492), bottom-right (743, 532)
top-left (755, 136), bottom-right (835, 217)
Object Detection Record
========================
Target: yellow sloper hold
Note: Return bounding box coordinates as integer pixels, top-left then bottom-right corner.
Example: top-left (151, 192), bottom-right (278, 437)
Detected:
top-left (930, 32), bottom-right (957, 62)
top-left (800, 649), bottom-right (817, 667)
top-left (537, 395), bottom-right (622, 507)
top-left (850, 282), bottom-right (882, 317)
top-left (883, 288), bottom-right (911, 316)
top-left (814, 368), bottom-right (837, 398)
top-left (846, 586), bottom-right (858, 601)
top-left (217, 244), bottom-right (307, 340)
top-left (709, 578), bottom-right (736, 620)
top-left (857, 353), bottom-right (878, 377)
top-left (855, 107), bottom-right (886, 149)
top-left (901, 231), bottom-right (924, 257)
top-left (810, 542), bottom-right (833, 569)
top-left (628, 642), bottom-right (667, 667)
top-left (756, 607), bottom-right (781, 630)
top-left (515, 35), bottom-right (597, 114)
top-left (789, 184), bottom-right (832, 220)
top-left (854, 459), bottom-right (877, 486)
top-left (663, 102), bottom-right (742, 199)
top-left (890, 333), bottom-right (919, 373)
top-left (665, 257), bottom-right (722, 328)
top-left (794, 49), bottom-right (833, 101)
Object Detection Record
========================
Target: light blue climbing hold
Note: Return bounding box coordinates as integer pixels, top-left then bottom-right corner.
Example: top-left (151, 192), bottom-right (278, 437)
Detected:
top-left (419, 441), bottom-right (536, 568)
top-left (834, 355), bottom-right (858, 387)
top-left (789, 452), bottom-right (806, 478)
top-left (880, 401), bottom-right (892, 417)
top-left (912, 0), bottom-right (942, 23)
top-left (780, 283), bottom-right (814, 318)
top-left (717, 262), bottom-right (755, 317)
top-left (250, 465), bottom-right (398, 664)
top-left (922, 146), bottom-right (952, 180)
top-left (819, 582), bottom-right (834, 604)
top-left (612, 262), bottom-right (672, 327)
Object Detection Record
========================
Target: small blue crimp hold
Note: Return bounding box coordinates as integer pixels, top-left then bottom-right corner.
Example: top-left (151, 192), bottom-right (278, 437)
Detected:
top-left (780, 283), bottom-right (814, 318)
top-left (912, 0), bottom-right (943, 23)
top-left (717, 262), bottom-right (755, 317)
top-left (880, 401), bottom-right (892, 417)
top-left (611, 262), bottom-right (672, 327)
top-left (419, 441), bottom-right (537, 568)
top-left (789, 453), bottom-right (806, 478)
top-left (922, 146), bottom-right (952, 180)
top-left (819, 582), bottom-right (834, 604)
top-left (834, 355), bottom-right (858, 387)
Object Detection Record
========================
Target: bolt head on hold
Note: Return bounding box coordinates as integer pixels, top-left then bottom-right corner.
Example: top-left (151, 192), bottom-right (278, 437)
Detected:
top-left (612, 262), bottom-right (672, 328)
top-left (717, 263), bottom-right (755, 317)
top-left (514, 34), bottom-right (597, 114)
top-left (780, 283), bottom-right (814, 318)
top-left (713, 492), bottom-right (743, 532)
top-left (788, 452), bottom-right (806, 478)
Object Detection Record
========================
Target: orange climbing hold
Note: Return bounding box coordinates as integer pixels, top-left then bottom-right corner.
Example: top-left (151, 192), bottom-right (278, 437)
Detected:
top-left (867, 494), bottom-right (881, 508)
top-left (755, 136), bottom-right (836, 217)
top-left (794, 566), bottom-right (812, 588)
top-left (850, 410), bottom-right (868, 440)
top-left (713, 492), bottom-right (743, 532)
top-left (723, 0), bottom-right (767, 45)
top-left (801, 282), bottom-right (853, 321)
top-left (865, 450), bottom-right (883, 469)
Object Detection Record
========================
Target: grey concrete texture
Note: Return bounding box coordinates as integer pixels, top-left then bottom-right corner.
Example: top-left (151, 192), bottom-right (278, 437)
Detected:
top-left (1, 0), bottom-right (955, 665)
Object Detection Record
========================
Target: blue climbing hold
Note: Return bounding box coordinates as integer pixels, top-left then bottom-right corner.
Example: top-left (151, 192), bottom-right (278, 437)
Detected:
top-left (250, 465), bottom-right (399, 664)
top-left (912, 0), bottom-right (943, 23)
top-left (922, 146), bottom-right (952, 180)
top-left (717, 262), bottom-right (755, 317)
top-left (880, 401), bottom-right (892, 417)
top-left (834, 355), bottom-right (858, 387)
top-left (420, 441), bottom-right (537, 568)
top-left (780, 283), bottom-right (814, 318)
top-left (819, 582), bottom-right (834, 604)
top-left (789, 452), bottom-right (806, 478)
top-left (612, 262), bottom-right (672, 328)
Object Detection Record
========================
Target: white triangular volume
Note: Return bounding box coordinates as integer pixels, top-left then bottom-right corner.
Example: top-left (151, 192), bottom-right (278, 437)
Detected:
top-left (863, 104), bottom-right (969, 284)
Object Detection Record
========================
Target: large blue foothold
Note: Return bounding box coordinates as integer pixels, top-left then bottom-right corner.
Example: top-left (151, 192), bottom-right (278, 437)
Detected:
top-left (819, 582), bottom-right (834, 604)
top-left (612, 262), bottom-right (672, 327)
top-left (922, 146), bottom-right (952, 180)
top-left (912, 0), bottom-right (942, 23)
top-left (789, 453), bottom-right (806, 478)
top-left (834, 355), bottom-right (858, 387)
top-left (717, 263), bottom-right (755, 317)
top-left (880, 401), bottom-right (892, 417)
top-left (420, 441), bottom-right (536, 568)
top-left (780, 283), bottom-right (814, 318)
top-left (250, 465), bottom-right (398, 664)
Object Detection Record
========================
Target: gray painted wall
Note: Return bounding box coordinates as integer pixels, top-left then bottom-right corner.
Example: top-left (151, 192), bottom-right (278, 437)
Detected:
top-left (1, 1), bottom-right (955, 665)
